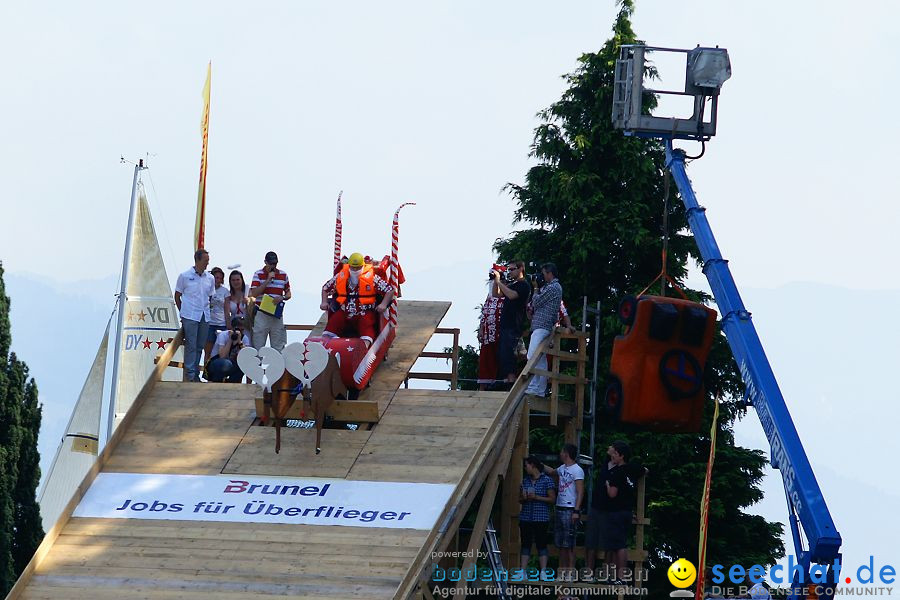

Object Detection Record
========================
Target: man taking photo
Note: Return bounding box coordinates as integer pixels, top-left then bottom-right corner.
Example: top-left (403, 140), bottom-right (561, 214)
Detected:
top-left (493, 260), bottom-right (531, 387)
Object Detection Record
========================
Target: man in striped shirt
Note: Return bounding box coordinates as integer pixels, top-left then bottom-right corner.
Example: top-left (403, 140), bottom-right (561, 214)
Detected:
top-left (249, 251), bottom-right (291, 351)
top-left (525, 263), bottom-right (563, 397)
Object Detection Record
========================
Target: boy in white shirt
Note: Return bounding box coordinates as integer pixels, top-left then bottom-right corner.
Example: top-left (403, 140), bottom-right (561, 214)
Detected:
top-left (543, 443), bottom-right (584, 575)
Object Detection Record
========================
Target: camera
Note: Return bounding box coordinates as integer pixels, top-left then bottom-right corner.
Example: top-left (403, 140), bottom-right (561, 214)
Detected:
top-left (528, 267), bottom-right (544, 288)
top-left (230, 331), bottom-right (240, 342)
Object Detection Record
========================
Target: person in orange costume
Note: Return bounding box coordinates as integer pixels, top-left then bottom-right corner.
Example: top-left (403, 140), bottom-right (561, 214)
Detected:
top-left (320, 252), bottom-right (393, 348)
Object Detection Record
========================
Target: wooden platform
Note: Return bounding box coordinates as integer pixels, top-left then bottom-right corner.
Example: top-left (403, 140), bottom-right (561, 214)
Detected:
top-left (11, 300), bottom-right (516, 600)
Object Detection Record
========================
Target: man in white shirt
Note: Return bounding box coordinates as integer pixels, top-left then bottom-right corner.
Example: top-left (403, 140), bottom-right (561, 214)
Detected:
top-left (543, 443), bottom-right (585, 575)
top-left (174, 249), bottom-right (215, 382)
top-left (208, 317), bottom-right (251, 383)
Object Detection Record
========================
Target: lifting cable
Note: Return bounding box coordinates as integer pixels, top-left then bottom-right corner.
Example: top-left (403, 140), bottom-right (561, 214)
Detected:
top-left (637, 168), bottom-right (688, 300)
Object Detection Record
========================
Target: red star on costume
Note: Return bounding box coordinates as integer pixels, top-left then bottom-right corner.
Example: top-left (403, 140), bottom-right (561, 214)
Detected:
top-left (141, 338), bottom-right (152, 349)
top-left (156, 338), bottom-right (167, 349)
top-left (138, 311), bottom-right (147, 321)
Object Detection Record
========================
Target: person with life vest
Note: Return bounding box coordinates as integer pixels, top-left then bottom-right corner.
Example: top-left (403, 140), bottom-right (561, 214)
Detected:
top-left (320, 252), bottom-right (394, 347)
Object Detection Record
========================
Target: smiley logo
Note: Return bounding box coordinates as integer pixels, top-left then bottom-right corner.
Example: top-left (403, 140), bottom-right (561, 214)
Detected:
top-left (667, 558), bottom-right (697, 589)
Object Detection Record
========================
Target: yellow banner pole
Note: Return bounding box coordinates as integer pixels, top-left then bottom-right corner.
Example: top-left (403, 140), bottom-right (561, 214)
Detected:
top-left (696, 396), bottom-right (720, 600)
top-left (194, 62), bottom-right (211, 251)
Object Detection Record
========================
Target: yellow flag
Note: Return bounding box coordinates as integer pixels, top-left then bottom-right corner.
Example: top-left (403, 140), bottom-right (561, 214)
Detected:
top-left (695, 396), bottom-right (719, 600)
top-left (194, 62), bottom-right (211, 251)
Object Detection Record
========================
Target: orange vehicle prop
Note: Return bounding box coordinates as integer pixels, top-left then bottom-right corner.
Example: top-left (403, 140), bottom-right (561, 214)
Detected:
top-left (606, 295), bottom-right (717, 432)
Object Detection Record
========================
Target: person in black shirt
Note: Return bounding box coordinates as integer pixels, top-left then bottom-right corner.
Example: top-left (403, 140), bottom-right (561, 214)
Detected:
top-left (492, 260), bottom-right (532, 386)
top-left (585, 440), bottom-right (640, 583)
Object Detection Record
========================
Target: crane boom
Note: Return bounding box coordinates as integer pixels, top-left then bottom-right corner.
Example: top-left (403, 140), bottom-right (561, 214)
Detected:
top-left (665, 141), bottom-right (842, 585)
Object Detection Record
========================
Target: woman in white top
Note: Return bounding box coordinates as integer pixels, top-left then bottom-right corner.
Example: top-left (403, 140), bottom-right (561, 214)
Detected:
top-left (204, 267), bottom-right (229, 365)
top-left (224, 270), bottom-right (251, 333)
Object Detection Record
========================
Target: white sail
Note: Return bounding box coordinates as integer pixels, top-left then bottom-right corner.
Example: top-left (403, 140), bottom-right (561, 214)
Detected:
top-left (39, 175), bottom-right (183, 531)
top-left (38, 321), bottom-right (109, 531)
top-left (111, 184), bottom-right (182, 430)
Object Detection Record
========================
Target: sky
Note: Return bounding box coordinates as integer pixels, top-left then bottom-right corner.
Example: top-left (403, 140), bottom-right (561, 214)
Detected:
top-left (2, 0), bottom-right (897, 588)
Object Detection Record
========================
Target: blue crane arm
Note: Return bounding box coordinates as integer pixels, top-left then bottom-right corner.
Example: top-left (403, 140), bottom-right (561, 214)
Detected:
top-left (665, 141), bottom-right (842, 566)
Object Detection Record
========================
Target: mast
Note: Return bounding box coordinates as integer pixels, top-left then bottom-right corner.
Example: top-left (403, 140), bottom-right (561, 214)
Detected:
top-left (107, 159), bottom-right (146, 440)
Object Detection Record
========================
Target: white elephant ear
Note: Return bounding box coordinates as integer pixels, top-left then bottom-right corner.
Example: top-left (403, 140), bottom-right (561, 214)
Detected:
top-left (257, 347), bottom-right (285, 392)
top-left (237, 347), bottom-right (265, 387)
top-left (303, 342), bottom-right (330, 383)
top-left (283, 342), bottom-right (306, 381)
top-left (237, 346), bottom-right (285, 392)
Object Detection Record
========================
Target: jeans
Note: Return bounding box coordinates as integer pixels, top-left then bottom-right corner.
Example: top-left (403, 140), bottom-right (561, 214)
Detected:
top-left (182, 316), bottom-right (209, 382)
top-left (207, 357), bottom-right (243, 383)
top-left (497, 328), bottom-right (521, 380)
top-left (525, 328), bottom-right (551, 396)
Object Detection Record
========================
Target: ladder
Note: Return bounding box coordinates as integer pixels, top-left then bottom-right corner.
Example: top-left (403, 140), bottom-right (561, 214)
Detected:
top-left (482, 519), bottom-right (512, 600)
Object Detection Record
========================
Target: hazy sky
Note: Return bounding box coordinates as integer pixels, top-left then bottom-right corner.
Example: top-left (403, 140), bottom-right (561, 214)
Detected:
top-left (2, 0), bottom-right (897, 585)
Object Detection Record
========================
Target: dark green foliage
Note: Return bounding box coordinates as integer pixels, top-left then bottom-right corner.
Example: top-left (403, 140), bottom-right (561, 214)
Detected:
top-left (488, 1), bottom-right (783, 595)
top-left (451, 345), bottom-right (480, 391)
top-left (0, 262), bottom-right (44, 596)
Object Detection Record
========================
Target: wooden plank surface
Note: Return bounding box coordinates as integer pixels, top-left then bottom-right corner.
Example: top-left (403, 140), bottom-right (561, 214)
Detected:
top-left (254, 396), bottom-right (381, 422)
top-left (105, 381), bottom-right (256, 475)
top-left (346, 389), bottom-right (502, 484)
top-left (363, 301), bottom-right (451, 393)
top-left (223, 426), bottom-right (371, 478)
top-left (27, 519), bottom-right (425, 599)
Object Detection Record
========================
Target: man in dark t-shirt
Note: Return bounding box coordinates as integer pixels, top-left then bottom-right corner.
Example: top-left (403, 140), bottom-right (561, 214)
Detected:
top-left (492, 260), bottom-right (532, 384)
top-left (585, 441), bottom-right (640, 582)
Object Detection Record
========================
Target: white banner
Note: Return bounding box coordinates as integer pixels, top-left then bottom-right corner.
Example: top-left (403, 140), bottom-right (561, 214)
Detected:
top-left (74, 473), bottom-right (454, 530)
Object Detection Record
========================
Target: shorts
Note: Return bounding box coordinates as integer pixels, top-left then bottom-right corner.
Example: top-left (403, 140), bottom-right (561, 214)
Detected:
top-left (585, 508), bottom-right (631, 551)
top-left (553, 508), bottom-right (577, 549)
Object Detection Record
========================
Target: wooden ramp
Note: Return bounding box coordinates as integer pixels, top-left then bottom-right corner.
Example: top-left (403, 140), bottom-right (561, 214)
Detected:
top-left (9, 300), bottom-right (531, 600)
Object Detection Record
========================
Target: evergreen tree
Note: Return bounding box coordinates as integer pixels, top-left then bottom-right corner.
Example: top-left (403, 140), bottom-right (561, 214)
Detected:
top-left (0, 262), bottom-right (44, 596)
top-left (491, 1), bottom-right (783, 594)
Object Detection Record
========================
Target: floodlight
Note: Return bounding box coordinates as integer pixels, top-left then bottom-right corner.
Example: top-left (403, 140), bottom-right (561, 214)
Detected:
top-left (687, 47), bottom-right (731, 90)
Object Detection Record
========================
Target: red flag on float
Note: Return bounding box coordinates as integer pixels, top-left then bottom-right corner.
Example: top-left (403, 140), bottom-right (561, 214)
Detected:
top-left (194, 62), bottom-right (211, 251)
top-left (695, 396), bottom-right (720, 600)
top-left (388, 203), bottom-right (415, 328)
top-left (333, 191), bottom-right (343, 270)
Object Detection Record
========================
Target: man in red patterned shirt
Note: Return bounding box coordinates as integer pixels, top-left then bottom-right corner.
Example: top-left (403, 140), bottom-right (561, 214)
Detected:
top-left (320, 252), bottom-right (393, 347)
top-left (249, 251), bottom-right (291, 350)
